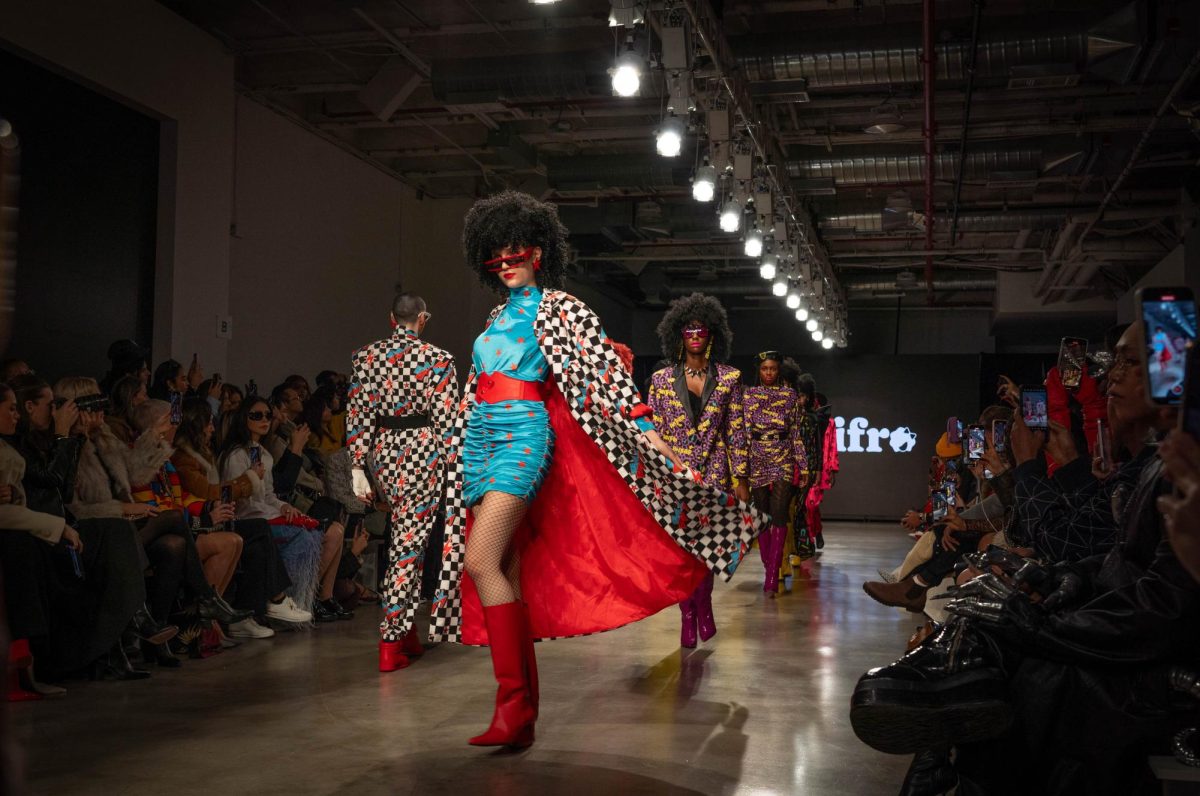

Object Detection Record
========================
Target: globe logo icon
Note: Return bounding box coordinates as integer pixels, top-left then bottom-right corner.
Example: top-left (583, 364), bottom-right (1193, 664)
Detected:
top-left (889, 427), bottom-right (918, 453)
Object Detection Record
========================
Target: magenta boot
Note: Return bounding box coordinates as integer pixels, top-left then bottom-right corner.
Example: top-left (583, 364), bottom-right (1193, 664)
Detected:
top-left (695, 573), bottom-right (717, 642)
top-left (679, 596), bottom-right (698, 649)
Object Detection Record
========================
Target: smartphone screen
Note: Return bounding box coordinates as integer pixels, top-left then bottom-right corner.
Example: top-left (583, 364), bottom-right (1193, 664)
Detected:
top-left (1021, 387), bottom-right (1049, 430)
top-left (248, 446), bottom-right (261, 467)
top-left (1058, 337), bottom-right (1088, 389)
top-left (946, 416), bottom-right (961, 444)
top-left (220, 484), bottom-right (233, 505)
top-left (966, 424), bottom-right (985, 460)
top-left (1181, 342), bottom-right (1200, 441)
top-left (930, 492), bottom-right (948, 521)
top-left (991, 419), bottom-right (1008, 454)
top-left (1138, 286), bottom-right (1198, 405)
top-left (1096, 417), bottom-right (1113, 474)
top-left (169, 392), bottom-right (182, 425)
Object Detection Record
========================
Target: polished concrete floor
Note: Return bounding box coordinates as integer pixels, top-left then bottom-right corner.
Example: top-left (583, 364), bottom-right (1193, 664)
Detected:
top-left (14, 522), bottom-right (918, 795)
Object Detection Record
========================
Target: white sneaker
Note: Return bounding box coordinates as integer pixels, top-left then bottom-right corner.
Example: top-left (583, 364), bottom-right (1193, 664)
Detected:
top-left (228, 618), bottom-right (275, 639)
top-left (267, 596), bottom-right (313, 624)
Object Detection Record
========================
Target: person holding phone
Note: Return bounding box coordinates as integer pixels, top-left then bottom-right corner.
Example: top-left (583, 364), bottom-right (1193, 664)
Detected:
top-left (742, 350), bottom-right (807, 597)
top-left (348, 292), bottom-right (456, 672)
top-left (218, 397), bottom-right (341, 627)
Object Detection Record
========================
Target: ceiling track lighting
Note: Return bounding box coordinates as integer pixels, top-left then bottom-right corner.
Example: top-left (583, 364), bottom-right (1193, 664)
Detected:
top-left (610, 45), bottom-right (643, 97)
top-left (692, 162), bottom-right (716, 203)
top-left (743, 227), bottom-right (763, 258)
top-left (718, 196), bottom-right (742, 233)
top-left (758, 254), bottom-right (777, 280)
top-left (771, 279), bottom-right (788, 297)
top-left (656, 115), bottom-right (686, 158)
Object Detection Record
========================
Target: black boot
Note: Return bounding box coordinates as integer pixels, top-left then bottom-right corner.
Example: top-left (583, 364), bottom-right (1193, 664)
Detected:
top-left (900, 748), bottom-right (958, 796)
top-left (312, 599), bottom-right (341, 623)
top-left (197, 593), bottom-right (253, 625)
top-left (90, 643), bottom-right (151, 681)
top-left (129, 604), bottom-right (179, 645)
top-left (850, 619), bottom-right (1011, 754)
top-left (140, 640), bottom-right (182, 668)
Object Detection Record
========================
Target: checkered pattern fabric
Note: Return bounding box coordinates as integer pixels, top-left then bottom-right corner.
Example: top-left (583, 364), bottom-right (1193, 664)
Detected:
top-left (348, 330), bottom-right (457, 641)
top-left (429, 290), bottom-right (765, 644)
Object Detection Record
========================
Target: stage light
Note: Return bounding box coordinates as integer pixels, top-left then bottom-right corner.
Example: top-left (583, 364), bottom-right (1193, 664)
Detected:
top-left (821, 337), bottom-right (834, 349)
top-left (786, 291), bottom-right (801, 310)
top-left (719, 198), bottom-right (742, 232)
top-left (812, 329), bottom-right (824, 342)
top-left (744, 228), bottom-right (763, 258)
top-left (692, 165), bottom-right (716, 202)
top-left (771, 279), bottom-right (787, 297)
top-left (611, 51), bottom-right (643, 97)
top-left (805, 318), bottom-right (819, 332)
top-left (656, 116), bottom-right (685, 158)
top-left (530, 0), bottom-right (560, 4)
top-left (759, 255), bottom-right (777, 280)
top-left (795, 308), bottom-right (809, 322)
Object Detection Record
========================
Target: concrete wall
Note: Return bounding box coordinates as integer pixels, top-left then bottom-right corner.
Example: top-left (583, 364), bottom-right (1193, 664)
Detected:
top-left (0, 0), bottom-right (236, 375)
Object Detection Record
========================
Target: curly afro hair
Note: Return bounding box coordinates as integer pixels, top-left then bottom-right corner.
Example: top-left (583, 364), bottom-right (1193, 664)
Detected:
top-left (779, 357), bottom-right (803, 390)
top-left (655, 292), bottom-right (734, 363)
top-left (461, 190), bottom-right (570, 293)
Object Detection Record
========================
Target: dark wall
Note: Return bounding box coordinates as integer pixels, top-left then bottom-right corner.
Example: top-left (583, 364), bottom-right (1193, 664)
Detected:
top-left (0, 47), bottom-right (158, 382)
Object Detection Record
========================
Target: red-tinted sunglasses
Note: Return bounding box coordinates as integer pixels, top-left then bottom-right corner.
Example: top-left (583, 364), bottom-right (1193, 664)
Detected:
top-left (484, 249), bottom-right (541, 273)
top-left (682, 326), bottom-right (711, 339)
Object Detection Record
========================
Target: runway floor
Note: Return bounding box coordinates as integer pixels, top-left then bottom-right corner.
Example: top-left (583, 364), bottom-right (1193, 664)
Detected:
top-left (14, 521), bottom-right (918, 795)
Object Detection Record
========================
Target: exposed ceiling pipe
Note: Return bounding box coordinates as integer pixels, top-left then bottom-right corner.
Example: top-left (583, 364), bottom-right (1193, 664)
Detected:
top-left (738, 29), bottom-right (1131, 87)
top-left (819, 204), bottom-right (1180, 234)
top-left (844, 276), bottom-right (998, 292)
top-left (786, 149), bottom-right (1043, 186)
top-left (949, 0), bottom-right (986, 245)
top-left (922, 0), bottom-right (937, 302)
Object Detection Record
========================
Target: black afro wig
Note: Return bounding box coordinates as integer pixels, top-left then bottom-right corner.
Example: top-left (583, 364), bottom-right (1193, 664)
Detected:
top-left (655, 292), bottom-right (733, 363)
top-left (779, 357), bottom-right (803, 390)
top-left (461, 190), bottom-right (570, 293)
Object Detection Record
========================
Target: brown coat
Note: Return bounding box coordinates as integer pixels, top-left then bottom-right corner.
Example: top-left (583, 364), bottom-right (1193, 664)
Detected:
top-left (170, 442), bottom-right (258, 502)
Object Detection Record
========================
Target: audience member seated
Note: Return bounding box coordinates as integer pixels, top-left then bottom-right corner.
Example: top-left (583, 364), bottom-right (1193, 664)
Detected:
top-left (149, 357), bottom-right (202, 403)
top-left (0, 360), bottom-right (31, 383)
top-left (172, 397), bottom-right (311, 634)
top-left (4, 375), bottom-right (175, 685)
top-left (283, 374), bottom-right (311, 403)
top-left (217, 398), bottom-right (344, 624)
top-left (99, 339), bottom-right (150, 395)
top-left (105, 374), bottom-right (146, 444)
top-left (303, 386), bottom-right (343, 460)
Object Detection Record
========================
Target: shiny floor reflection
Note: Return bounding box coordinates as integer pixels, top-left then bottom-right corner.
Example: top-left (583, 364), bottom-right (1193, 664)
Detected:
top-left (15, 522), bottom-right (916, 795)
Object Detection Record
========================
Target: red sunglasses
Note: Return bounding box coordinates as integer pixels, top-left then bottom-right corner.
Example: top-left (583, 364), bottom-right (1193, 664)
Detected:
top-left (682, 326), bottom-right (711, 339)
top-left (484, 249), bottom-right (541, 273)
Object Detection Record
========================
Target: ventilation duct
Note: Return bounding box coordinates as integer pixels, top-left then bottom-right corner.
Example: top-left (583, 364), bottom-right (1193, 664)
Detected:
top-left (788, 150), bottom-right (1043, 186)
top-left (739, 30), bottom-right (1132, 88)
top-left (820, 208), bottom-right (1072, 233)
top-left (844, 276), bottom-right (998, 293)
top-left (547, 157), bottom-right (692, 190)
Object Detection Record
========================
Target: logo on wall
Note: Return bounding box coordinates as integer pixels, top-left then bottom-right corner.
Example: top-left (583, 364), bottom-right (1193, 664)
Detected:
top-left (834, 417), bottom-right (918, 454)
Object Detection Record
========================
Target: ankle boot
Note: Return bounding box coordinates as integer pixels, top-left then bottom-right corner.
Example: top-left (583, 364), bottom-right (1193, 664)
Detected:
top-left (379, 640), bottom-right (411, 673)
top-left (129, 604), bottom-right (179, 646)
top-left (5, 639), bottom-right (41, 702)
top-left (469, 602), bottom-right (536, 749)
top-left (696, 573), bottom-right (717, 642)
top-left (679, 596), bottom-right (698, 649)
top-left (91, 642), bottom-right (151, 681)
top-left (402, 628), bottom-right (425, 657)
top-left (863, 575), bottom-right (930, 612)
top-left (197, 593), bottom-right (253, 625)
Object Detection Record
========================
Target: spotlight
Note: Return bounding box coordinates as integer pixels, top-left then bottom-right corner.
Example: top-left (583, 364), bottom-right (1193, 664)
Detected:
top-left (812, 330), bottom-right (824, 342)
top-left (795, 308), bottom-right (809, 322)
top-left (821, 337), bottom-right (835, 350)
top-left (692, 164), bottom-right (716, 202)
top-left (805, 318), bottom-right (818, 332)
top-left (530, 0), bottom-right (560, 4)
top-left (786, 291), bottom-right (801, 310)
top-left (656, 116), bottom-right (685, 158)
top-left (611, 50), bottom-right (643, 97)
top-left (719, 197), bottom-right (742, 233)
top-left (744, 228), bottom-right (763, 258)
top-left (771, 279), bottom-right (788, 297)
top-left (759, 255), bottom-right (777, 280)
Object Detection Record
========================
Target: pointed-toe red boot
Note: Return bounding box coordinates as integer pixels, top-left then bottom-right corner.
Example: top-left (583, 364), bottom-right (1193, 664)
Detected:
top-left (468, 601), bottom-right (536, 749)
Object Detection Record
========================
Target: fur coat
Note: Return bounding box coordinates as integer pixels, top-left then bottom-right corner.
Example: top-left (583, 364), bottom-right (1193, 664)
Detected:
top-left (0, 439), bottom-right (66, 543)
top-left (69, 424), bottom-right (170, 520)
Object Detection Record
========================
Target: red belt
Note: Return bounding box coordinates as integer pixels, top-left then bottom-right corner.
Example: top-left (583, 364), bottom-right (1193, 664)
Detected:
top-left (475, 372), bottom-right (548, 404)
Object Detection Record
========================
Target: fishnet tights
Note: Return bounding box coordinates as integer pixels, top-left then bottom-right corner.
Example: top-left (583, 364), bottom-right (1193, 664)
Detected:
top-left (465, 491), bottom-right (528, 606)
top-left (752, 481), bottom-right (794, 527)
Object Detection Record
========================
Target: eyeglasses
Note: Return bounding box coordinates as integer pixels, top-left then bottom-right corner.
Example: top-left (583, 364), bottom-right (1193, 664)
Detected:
top-left (757, 350), bottom-right (781, 362)
top-left (247, 411), bottom-right (270, 421)
top-left (682, 326), bottom-right (710, 340)
top-left (419, 311), bottom-right (432, 322)
top-left (483, 249), bottom-right (536, 273)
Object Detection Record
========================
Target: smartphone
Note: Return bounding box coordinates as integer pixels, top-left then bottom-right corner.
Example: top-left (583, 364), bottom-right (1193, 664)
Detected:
top-left (67, 546), bottom-right (84, 579)
top-left (946, 416), bottom-right (962, 444)
top-left (942, 480), bottom-right (958, 507)
top-left (991, 419), bottom-right (1009, 454)
top-left (1137, 286), bottom-right (1198, 406)
top-left (220, 484), bottom-right (233, 505)
top-left (248, 446), bottom-right (261, 467)
top-left (1095, 417), bottom-right (1113, 474)
top-left (1058, 337), bottom-right (1088, 389)
top-left (930, 491), bottom-right (949, 522)
top-left (169, 391), bottom-right (182, 425)
top-left (1180, 342), bottom-right (1200, 441)
top-left (1021, 387), bottom-right (1049, 431)
top-left (966, 424), bottom-right (986, 460)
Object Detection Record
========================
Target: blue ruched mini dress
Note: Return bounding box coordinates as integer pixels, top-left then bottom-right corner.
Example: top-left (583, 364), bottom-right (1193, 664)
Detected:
top-left (462, 285), bottom-right (556, 507)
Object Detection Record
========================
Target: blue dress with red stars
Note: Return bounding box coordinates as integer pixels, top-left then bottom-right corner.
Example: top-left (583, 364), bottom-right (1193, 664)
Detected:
top-left (462, 285), bottom-right (555, 507)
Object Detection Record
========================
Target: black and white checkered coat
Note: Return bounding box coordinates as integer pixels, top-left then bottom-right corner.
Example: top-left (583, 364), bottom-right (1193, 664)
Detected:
top-left (430, 289), bottom-right (765, 643)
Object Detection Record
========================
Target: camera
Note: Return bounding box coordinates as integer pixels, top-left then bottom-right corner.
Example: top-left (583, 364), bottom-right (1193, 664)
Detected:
top-left (65, 393), bottom-right (111, 413)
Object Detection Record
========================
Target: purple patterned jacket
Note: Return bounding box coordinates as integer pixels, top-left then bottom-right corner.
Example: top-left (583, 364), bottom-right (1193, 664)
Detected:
top-left (742, 385), bottom-right (807, 489)
top-left (647, 363), bottom-right (748, 491)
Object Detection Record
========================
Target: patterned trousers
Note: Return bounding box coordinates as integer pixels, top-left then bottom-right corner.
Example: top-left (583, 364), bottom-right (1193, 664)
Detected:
top-left (373, 429), bottom-right (444, 642)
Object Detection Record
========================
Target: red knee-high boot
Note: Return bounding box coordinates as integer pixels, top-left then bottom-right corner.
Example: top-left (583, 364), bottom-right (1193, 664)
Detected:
top-left (469, 602), bottom-right (536, 748)
top-left (521, 603), bottom-right (539, 719)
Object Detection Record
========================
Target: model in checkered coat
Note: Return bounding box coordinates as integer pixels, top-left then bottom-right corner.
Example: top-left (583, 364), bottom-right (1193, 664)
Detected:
top-left (347, 293), bottom-right (456, 674)
top-left (434, 192), bottom-right (764, 750)
top-left (647, 293), bottom-right (752, 649)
